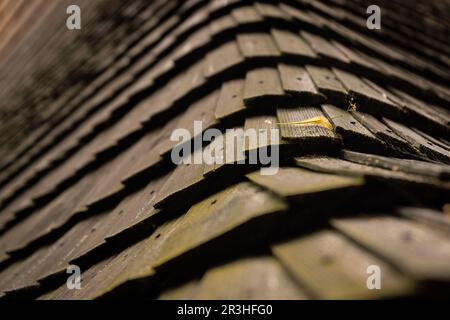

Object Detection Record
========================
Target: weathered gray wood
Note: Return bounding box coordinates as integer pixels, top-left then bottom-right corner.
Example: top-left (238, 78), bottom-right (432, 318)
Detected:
top-left (42, 219), bottom-right (180, 299)
top-left (279, 3), bottom-right (317, 26)
top-left (322, 104), bottom-right (386, 153)
top-left (277, 63), bottom-right (326, 105)
top-left (295, 156), bottom-right (450, 190)
top-left (271, 29), bottom-right (317, 60)
top-left (384, 118), bottom-right (450, 164)
top-left (201, 127), bottom-right (247, 177)
top-left (273, 230), bottom-right (414, 299)
top-left (172, 26), bottom-right (211, 63)
top-left (412, 129), bottom-right (450, 152)
top-left (247, 167), bottom-right (364, 199)
top-left (243, 116), bottom-right (286, 151)
top-left (332, 216), bottom-right (450, 281)
top-left (243, 67), bottom-right (285, 108)
top-left (153, 182), bottom-right (288, 267)
top-left (331, 41), bottom-right (379, 72)
top-left (237, 33), bottom-right (281, 59)
top-left (255, 2), bottom-right (290, 20)
top-left (122, 121), bottom-right (178, 184)
top-left (389, 88), bottom-right (449, 135)
top-left (306, 65), bottom-right (347, 103)
top-left (231, 6), bottom-right (263, 24)
top-left (159, 280), bottom-right (201, 300)
top-left (157, 90), bottom-right (220, 157)
top-left (393, 89), bottom-right (450, 127)
top-left (342, 150), bottom-right (450, 180)
top-left (154, 157), bottom-right (206, 210)
top-left (351, 111), bottom-right (423, 158)
top-left (205, 41), bottom-right (244, 78)
top-left (172, 256), bottom-right (308, 299)
top-left (301, 31), bottom-right (350, 64)
top-left (0, 167), bottom-right (106, 255)
top-left (208, 14), bottom-right (235, 35)
top-left (164, 59), bottom-right (206, 104)
top-left (276, 107), bottom-right (340, 150)
top-left (214, 79), bottom-right (246, 121)
top-left (398, 207), bottom-right (450, 236)
top-left (333, 68), bottom-right (403, 117)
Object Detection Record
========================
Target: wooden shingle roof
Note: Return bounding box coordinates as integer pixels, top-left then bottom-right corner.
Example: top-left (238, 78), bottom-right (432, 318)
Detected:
top-left (0, 0), bottom-right (449, 300)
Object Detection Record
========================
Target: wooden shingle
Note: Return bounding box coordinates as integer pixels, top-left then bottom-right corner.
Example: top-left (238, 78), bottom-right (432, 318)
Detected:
top-left (306, 65), bottom-right (348, 103)
top-left (332, 216), bottom-right (450, 281)
top-left (273, 230), bottom-right (413, 299)
top-left (243, 67), bottom-right (285, 108)
top-left (277, 63), bottom-right (326, 105)
top-left (236, 33), bottom-right (281, 59)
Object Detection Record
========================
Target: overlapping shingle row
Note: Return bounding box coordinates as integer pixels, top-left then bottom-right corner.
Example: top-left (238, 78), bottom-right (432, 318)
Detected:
top-left (0, 0), bottom-right (449, 300)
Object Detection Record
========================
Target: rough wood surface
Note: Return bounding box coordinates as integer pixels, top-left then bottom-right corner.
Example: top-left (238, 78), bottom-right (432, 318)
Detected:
top-left (332, 216), bottom-right (450, 281)
top-left (273, 230), bottom-right (413, 299)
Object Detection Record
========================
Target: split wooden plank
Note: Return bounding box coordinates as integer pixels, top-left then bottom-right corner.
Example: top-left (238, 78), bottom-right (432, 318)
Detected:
top-left (362, 78), bottom-right (448, 137)
top-left (277, 63), bottom-right (326, 105)
top-left (236, 33), bottom-right (281, 59)
top-left (273, 230), bottom-right (414, 299)
top-left (295, 156), bottom-right (450, 193)
top-left (332, 216), bottom-right (450, 282)
top-left (322, 104), bottom-right (386, 153)
top-left (301, 31), bottom-right (350, 65)
top-left (0, 211), bottom-right (110, 295)
top-left (276, 107), bottom-right (341, 154)
top-left (204, 41), bottom-right (245, 78)
top-left (412, 129), bottom-right (450, 152)
top-left (351, 111), bottom-right (423, 158)
top-left (342, 150), bottom-right (450, 181)
top-left (243, 67), bottom-right (285, 108)
top-left (388, 88), bottom-right (450, 135)
top-left (332, 68), bottom-right (403, 117)
top-left (214, 78), bottom-right (246, 122)
top-left (384, 118), bottom-right (450, 164)
top-left (305, 65), bottom-right (348, 103)
top-left (271, 29), bottom-right (317, 61)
